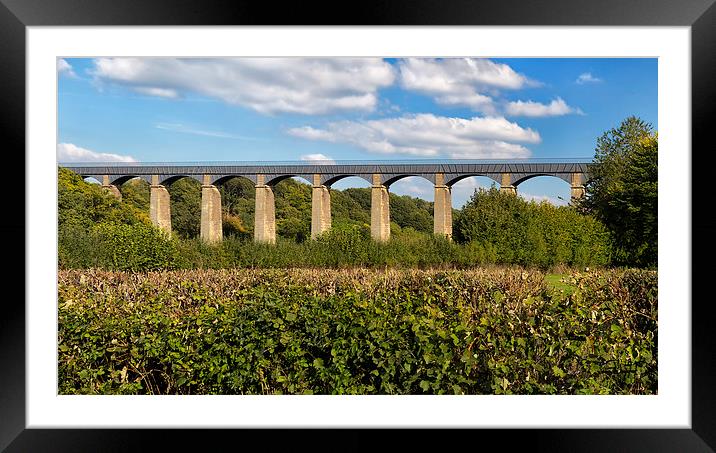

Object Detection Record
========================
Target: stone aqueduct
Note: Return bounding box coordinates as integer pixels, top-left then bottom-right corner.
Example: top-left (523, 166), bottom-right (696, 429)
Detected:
top-left (64, 161), bottom-right (590, 243)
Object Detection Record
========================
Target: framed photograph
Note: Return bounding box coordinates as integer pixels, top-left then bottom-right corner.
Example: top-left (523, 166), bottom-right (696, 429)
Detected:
top-left (6, 0), bottom-right (715, 450)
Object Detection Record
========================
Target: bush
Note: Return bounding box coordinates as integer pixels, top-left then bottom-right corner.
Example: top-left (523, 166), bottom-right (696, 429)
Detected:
top-left (91, 222), bottom-right (178, 271)
top-left (58, 218), bottom-right (105, 269)
top-left (58, 268), bottom-right (657, 395)
top-left (454, 187), bottom-right (611, 268)
top-left (58, 167), bottom-right (149, 228)
top-left (314, 224), bottom-right (372, 266)
top-left (222, 213), bottom-right (251, 240)
top-left (58, 167), bottom-right (175, 270)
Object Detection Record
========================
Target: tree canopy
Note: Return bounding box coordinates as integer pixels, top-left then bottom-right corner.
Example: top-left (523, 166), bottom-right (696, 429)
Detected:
top-left (578, 116), bottom-right (658, 267)
top-left (57, 167), bottom-right (616, 270)
top-left (120, 176), bottom-right (436, 240)
top-left (454, 187), bottom-right (611, 267)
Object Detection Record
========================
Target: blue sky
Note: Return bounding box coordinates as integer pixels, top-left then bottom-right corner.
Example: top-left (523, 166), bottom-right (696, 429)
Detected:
top-left (58, 57), bottom-right (657, 207)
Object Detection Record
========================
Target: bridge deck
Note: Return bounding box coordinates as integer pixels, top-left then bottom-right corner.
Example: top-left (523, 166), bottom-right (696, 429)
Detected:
top-left (62, 159), bottom-right (592, 175)
top-left (62, 159), bottom-right (592, 187)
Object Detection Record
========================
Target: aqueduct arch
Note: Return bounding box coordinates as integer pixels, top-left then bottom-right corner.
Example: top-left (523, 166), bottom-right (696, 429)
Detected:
top-left (67, 161), bottom-right (590, 243)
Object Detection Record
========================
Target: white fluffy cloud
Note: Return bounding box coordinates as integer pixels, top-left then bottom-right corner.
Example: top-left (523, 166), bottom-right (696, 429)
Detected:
top-left (300, 153), bottom-right (335, 164)
top-left (57, 58), bottom-right (76, 77)
top-left (398, 58), bottom-right (533, 112)
top-left (288, 114), bottom-right (539, 159)
top-left (506, 97), bottom-right (583, 117)
top-left (449, 177), bottom-right (496, 207)
top-left (91, 57), bottom-right (396, 115)
top-left (135, 87), bottom-right (179, 98)
top-left (576, 72), bottom-right (602, 84)
top-left (57, 143), bottom-right (137, 162)
top-left (390, 179), bottom-right (434, 198)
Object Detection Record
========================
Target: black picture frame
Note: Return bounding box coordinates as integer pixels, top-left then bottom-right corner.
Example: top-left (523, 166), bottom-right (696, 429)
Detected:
top-left (3, 0), bottom-right (715, 450)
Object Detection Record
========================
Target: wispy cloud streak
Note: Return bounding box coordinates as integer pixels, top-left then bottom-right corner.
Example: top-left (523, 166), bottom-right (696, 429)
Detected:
top-left (154, 123), bottom-right (261, 140)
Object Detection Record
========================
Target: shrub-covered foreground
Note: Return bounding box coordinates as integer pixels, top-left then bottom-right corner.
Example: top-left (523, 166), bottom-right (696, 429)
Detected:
top-left (59, 268), bottom-right (657, 395)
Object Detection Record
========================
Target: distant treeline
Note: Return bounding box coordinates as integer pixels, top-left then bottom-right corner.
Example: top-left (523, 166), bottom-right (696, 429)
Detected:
top-left (118, 173), bottom-right (436, 241)
top-left (58, 167), bottom-right (611, 270)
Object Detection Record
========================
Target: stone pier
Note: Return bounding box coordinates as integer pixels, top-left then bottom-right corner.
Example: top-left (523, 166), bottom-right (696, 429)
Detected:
top-left (371, 173), bottom-right (390, 242)
top-left (500, 173), bottom-right (517, 195)
top-left (571, 172), bottom-right (586, 201)
top-left (149, 175), bottom-right (171, 235)
top-left (254, 174), bottom-right (276, 244)
top-left (101, 175), bottom-right (122, 200)
top-left (200, 175), bottom-right (222, 243)
top-left (433, 173), bottom-right (452, 239)
top-left (311, 174), bottom-right (331, 239)
top-left (65, 161), bottom-right (595, 246)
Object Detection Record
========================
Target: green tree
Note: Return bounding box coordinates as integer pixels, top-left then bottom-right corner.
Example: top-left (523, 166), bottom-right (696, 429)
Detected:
top-left (219, 177), bottom-right (255, 239)
top-left (454, 187), bottom-right (529, 263)
top-left (222, 213), bottom-right (251, 239)
top-left (454, 186), bottom-right (610, 267)
top-left (579, 117), bottom-right (657, 267)
top-left (57, 167), bottom-right (174, 270)
top-left (274, 179), bottom-right (312, 241)
top-left (118, 178), bottom-right (150, 212)
top-left (389, 192), bottom-right (434, 234)
top-left (58, 167), bottom-right (149, 228)
top-left (168, 178), bottom-right (202, 238)
top-left (220, 177), bottom-right (255, 230)
top-left (331, 188), bottom-right (370, 227)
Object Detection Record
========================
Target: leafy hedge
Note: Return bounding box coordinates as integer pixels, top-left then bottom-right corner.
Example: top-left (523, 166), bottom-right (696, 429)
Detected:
top-left (58, 268), bottom-right (657, 395)
top-left (61, 223), bottom-right (610, 271)
top-left (454, 187), bottom-right (612, 267)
